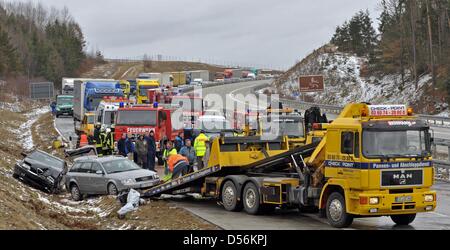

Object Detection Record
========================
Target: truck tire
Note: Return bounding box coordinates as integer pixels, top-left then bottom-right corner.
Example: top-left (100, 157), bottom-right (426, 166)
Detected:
top-left (391, 214), bottom-right (416, 226)
top-left (243, 182), bottom-right (262, 215)
top-left (221, 181), bottom-right (242, 212)
top-left (326, 192), bottom-right (354, 228)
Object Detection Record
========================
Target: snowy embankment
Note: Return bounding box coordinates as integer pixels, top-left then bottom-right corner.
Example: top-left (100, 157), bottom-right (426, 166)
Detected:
top-left (278, 52), bottom-right (446, 114)
top-left (11, 106), bottom-right (50, 151)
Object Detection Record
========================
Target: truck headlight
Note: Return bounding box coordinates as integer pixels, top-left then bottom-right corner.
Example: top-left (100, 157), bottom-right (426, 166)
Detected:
top-left (121, 179), bottom-right (135, 185)
top-left (424, 194), bottom-right (434, 202)
top-left (369, 197), bottom-right (380, 205)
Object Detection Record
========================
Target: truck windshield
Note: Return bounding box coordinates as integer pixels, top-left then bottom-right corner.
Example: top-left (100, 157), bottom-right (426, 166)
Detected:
top-left (172, 97), bottom-right (203, 112)
top-left (103, 111), bottom-right (116, 126)
top-left (139, 85), bottom-right (159, 96)
top-left (261, 117), bottom-right (305, 138)
top-left (87, 116), bottom-right (95, 124)
top-left (116, 110), bottom-right (157, 126)
top-left (57, 97), bottom-right (73, 105)
top-left (363, 130), bottom-right (431, 158)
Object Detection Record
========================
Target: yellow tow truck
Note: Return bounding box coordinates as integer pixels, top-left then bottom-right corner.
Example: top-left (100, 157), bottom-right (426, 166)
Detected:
top-left (76, 112), bottom-right (96, 137)
top-left (136, 79), bottom-right (160, 104)
top-left (140, 103), bottom-right (436, 228)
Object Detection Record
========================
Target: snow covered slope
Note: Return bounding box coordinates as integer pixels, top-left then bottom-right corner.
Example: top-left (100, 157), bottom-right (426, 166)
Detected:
top-left (275, 48), bottom-right (447, 114)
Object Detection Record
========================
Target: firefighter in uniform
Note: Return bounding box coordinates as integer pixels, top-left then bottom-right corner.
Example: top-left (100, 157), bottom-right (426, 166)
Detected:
top-left (93, 123), bottom-right (102, 155)
top-left (98, 127), bottom-right (107, 157)
top-left (104, 128), bottom-right (115, 156)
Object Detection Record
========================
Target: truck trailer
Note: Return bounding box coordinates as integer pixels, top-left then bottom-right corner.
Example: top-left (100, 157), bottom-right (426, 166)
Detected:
top-left (139, 103), bottom-right (436, 228)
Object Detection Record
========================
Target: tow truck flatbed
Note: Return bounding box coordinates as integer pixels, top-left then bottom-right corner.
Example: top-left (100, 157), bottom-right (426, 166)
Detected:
top-left (142, 142), bottom-right (320, 199)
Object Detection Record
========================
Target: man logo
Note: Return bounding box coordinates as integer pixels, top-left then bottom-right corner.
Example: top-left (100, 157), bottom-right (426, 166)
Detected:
top-left (393, 170), bottom-right (413, 185)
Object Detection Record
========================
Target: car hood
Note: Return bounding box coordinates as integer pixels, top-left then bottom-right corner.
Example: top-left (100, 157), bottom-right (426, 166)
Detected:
top-left (107, 169), bottom-right (158, 180)
top-left (24, 158), bottom-right (65, 178)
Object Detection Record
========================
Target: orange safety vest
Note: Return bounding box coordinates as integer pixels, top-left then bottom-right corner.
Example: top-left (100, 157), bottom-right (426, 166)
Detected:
top-left (168, 154), bottom-right (188, 172)
top-left (79, 134), bottom-right (89, 148)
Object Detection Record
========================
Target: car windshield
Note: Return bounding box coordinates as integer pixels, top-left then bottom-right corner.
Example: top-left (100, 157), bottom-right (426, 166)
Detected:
top-left (27, 151), bottom-right (64, 169)
top-left (363, 130), bottom-right (431, 158)
top-left (117, 110), bottom-right (157, 126)
top-left (57, 97), bottom-right (73, 105)
top-left (172, 97), bottom-right (203, 112)
top-left (102, 159), bottom-right (141, 174)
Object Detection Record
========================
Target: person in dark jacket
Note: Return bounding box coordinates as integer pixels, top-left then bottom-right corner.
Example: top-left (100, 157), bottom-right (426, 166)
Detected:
top-left (145, 130), bottom-right (157, 171)
top-left (125, 133), bottom-right (135, 161)
top-left (174, 132), bottom-right (184, 152)
top-left (117, 133), bottom-right (128, 157)
top-left (179, 139), bottom-right (196, 172)
top-left (135, 135), bottom-right (148, 168)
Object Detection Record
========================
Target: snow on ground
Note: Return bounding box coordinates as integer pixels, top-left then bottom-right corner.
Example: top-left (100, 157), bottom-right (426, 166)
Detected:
top-left (11, 106), bottom-right (50, 151)
top-left (278, 52), bottom-right (445, 113)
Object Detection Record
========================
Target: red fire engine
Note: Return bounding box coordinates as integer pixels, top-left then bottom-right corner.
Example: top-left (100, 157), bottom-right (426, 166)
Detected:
top-left (114, 104), bottom-right (183, 163)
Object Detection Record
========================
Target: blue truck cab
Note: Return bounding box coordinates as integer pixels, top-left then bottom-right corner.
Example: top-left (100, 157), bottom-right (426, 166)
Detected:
top-left (84, 81), bottom-right (124, 112)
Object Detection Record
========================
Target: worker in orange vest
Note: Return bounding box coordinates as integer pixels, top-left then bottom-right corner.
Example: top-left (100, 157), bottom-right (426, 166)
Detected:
top-left (79, 134), bottom-right (89, 148)
top-left (167, 154), bottom-right (190, 180)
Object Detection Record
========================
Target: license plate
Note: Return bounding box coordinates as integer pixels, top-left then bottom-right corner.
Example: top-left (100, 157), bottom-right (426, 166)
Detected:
top-left (63, 113), bottom-right (69, 115)
top-left (395, 196), bottom-right (413, 203)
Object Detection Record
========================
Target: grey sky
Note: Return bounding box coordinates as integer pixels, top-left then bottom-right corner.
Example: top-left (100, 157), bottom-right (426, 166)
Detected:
top-left (25, 0), bottom-right (380, 69)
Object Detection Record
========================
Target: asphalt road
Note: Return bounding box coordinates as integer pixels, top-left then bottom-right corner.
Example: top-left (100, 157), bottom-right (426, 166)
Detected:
top-left (168, 183), bottom-right (450, 230)
top-left (54, 80), bottom-right (450, 230)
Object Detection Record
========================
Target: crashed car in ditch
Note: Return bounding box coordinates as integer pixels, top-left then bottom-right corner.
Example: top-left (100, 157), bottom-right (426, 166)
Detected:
top-left (65, 156), bottom-right (160, 201)
top-left (14, 146), bottom-right (98, 194)
top-left (14, 150), bottom-right (68, 193)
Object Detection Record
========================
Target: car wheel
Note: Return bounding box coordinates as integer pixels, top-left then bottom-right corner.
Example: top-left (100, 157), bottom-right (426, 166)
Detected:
top-left (326, 192), bottom-right (354, 228)
top-left (70, 184), bottom-right (82, 201)
top-left (12, 172), bottom-right (19, 179)
top-left (391, 214), bottom-right (416, 226)
top-left (108, 183), bottom-right (119, 196)
top-left (243, 182), bottom-right (262, 215)
top-left (221, 181), bottom-right (242, 212)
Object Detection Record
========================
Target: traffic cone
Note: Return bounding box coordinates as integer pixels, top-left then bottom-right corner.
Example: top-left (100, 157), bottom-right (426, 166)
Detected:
top-left (79, 134), bottom-right (89, 148)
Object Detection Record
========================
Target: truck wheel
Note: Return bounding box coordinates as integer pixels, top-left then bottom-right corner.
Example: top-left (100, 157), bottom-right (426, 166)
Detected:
top-left (391, 214), bottom-right (416, 226)
top-left (243, 182), bottom-right (262, 215)
top-left (326, 192), bottom-right (353, 228)
top-left (70, 184), bottom-right (82, 201)
top-left (221, 181), bottom-right (242, 212)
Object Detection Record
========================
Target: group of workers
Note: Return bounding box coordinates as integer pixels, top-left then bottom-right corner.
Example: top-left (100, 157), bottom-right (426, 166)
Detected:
top-left (81, 122), bottom-right (210, 181)
top-left (161, 131), bottom-right (210, 180)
